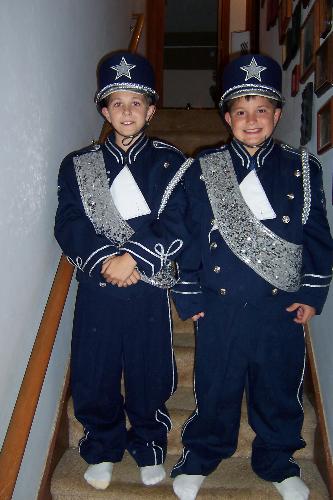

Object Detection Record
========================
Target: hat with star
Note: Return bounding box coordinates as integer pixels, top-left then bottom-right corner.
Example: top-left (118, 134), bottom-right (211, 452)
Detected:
top-left (95, 51), bottom-right (158, 105)
top-left (219, 54), bottom-right (283, 108)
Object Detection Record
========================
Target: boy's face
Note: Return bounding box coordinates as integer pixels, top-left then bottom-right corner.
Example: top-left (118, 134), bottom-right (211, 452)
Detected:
top-left (101, 91), bottom-right (155, 149)
top-left (224, 95), bottom-right (281, 155)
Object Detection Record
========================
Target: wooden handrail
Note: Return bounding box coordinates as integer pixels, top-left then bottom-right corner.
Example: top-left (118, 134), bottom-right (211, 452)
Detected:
top-left (0, 14), bottom-right (145, 500)
top-left (0, 255), bottom-right (74, 500)
top-left (129, 13), bottom-right (144, 53)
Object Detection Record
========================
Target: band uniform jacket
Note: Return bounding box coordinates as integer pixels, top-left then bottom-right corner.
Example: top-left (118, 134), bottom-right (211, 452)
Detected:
top-left (172, 138), bottom-right (333, 319)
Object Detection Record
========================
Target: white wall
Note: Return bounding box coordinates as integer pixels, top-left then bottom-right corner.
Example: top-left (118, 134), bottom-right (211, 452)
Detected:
top-left (260, 1), bottom-right (333, 454)
top-left (0, 1), bottom-right (144, 499)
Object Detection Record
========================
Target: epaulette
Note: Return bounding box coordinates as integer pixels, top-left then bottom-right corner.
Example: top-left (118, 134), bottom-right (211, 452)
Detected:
top-left (152, 140), bottom-right (185, 158)
top-left (281, 143), bottom-right (322, 169)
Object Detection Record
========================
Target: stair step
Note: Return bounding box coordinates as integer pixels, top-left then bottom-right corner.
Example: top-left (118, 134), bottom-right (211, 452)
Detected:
top-left (148, 108), bottom-right (228, 133)
top-left (51, 449), bottom-right (329, 499)
top-left (68, 387), bottom-right (316, 460)
top-left (171, 300), bottom-right (194, 335)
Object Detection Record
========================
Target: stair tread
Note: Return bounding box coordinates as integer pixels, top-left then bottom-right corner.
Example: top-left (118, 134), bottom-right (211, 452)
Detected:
top-left (51, 449), bottom-right (329, 499)
top-left (68, 387), bottom-right (316, 459)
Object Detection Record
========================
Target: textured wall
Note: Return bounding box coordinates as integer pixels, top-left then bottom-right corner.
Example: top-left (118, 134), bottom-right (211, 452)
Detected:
top-left (260, 1), bottom-right (333, 454)
top-left (0, 1), bottom-right (143, 498)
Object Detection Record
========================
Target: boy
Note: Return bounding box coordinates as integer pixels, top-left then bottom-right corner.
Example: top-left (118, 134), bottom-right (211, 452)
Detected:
top-left (55, 51), bottom-right (192, 490)
top-left (170, 54), bottom-right (333, 500)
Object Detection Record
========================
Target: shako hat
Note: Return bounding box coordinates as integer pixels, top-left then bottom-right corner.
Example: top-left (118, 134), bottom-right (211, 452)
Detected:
top-left (219, 54), bottom-right (283, 108)
top-left (95, 51), bottom-right (158, 105)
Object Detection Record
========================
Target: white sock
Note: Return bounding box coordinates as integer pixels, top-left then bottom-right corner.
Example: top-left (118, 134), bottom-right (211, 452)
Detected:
top-left (84, 462), bottom-right (113, 490)
top-left (140, 464), bottom-right (166, 485)
top-left (173, 474), bottom-right (205, 500)
top-left (273, 476), bottom-right (309, 500)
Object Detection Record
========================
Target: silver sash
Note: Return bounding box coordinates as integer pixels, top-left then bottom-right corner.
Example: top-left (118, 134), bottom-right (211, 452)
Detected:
top-left (74, 150), bottom-right (183, 288)
top-left (200, 151), bottom-right (302, 292)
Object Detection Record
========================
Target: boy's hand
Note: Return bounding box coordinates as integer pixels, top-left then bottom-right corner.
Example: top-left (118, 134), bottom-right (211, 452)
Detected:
top-left (101, 253), bottom-right (137, 284)
top-left (192, 312), bottom-right (205, 321)
top-left (286, 303), bottom-right (316, 324)
top-left (116, 269), bottom-right (141, 288)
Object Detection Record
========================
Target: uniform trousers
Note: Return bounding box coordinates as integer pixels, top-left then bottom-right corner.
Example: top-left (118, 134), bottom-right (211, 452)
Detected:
top-left (71, 281), bottom-right (177, 466)
top-left (171, 290), bottom-right (306, 482)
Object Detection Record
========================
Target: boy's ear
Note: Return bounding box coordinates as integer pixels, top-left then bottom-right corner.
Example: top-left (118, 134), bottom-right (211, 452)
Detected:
top-left (146, 105), bottom-right (156, 123)
top-left (101, 107), bottom-right (111, 123)
top-left (273, 107), bottom-right (282, 126)
top-left (224, 111), bottom-right (232, 127)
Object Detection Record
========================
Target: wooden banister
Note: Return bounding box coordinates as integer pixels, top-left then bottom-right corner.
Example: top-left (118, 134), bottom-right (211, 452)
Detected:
top-left (0, 14), bottom-right (145, 499)
top-left (0, 255), bottom-right (74, 500)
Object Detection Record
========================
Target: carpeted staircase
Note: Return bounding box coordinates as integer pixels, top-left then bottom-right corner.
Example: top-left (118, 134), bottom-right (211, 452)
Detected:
top-left (50, 109), bottom-right (329, 499)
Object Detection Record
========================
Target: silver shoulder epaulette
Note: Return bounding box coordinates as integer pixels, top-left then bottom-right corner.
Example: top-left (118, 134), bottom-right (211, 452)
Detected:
top-left (152, 140), bottom-right (184, 155)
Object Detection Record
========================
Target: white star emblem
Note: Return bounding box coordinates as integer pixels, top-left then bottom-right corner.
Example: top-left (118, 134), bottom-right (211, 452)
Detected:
top-left (111, 57), bottom-right (136, 80)
top-left (240, 57), bottom-right (267, 82)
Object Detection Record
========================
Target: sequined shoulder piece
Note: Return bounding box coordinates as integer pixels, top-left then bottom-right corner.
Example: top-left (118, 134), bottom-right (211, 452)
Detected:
top-left (73, 150), bottom-right (134, 245)
top-left (200, 151), bottom-right (303, 292)
top-left (158, 158), bottom-right (194, 218)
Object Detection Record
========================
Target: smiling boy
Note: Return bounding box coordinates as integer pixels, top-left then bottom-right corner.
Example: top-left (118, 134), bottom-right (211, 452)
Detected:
top-left (55, 51), bottom-right (192, 490)
top-left (170, 54), bottom-right (333, 500)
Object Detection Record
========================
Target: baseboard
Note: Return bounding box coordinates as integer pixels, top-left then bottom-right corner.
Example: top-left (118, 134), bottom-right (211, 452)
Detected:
top-left (305, 325), bottom-right (333, 498)
top-left (37, 363), bottom-right (70, 500)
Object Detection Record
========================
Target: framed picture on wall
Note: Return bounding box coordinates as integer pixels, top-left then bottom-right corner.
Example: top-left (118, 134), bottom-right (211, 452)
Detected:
top-left (290, 1), bottom-right (302, 59)
top-left (300, 82), bottom-right (313, 145)
top-left (278, 0), bottom-right (293, 43)
top-left (300, 3), bottom-right (320, 82)
top-left (317, 97), bottom-right (333, 154)
top-left (266, 0), bottom-right (279, 30)
top-left (291, 64), bottom-right (301, 96)
top-left (319, 0), bottom-right (332, 38)
top-left (315, 32), bottom-right (333, 96)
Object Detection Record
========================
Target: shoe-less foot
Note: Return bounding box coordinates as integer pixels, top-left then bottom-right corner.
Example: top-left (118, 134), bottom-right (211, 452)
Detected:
top-left (140, 464), bottom-right (166, 485)
top-left (173, 474), bottom-right (205, 500)
top-left (84, 462), bottom-right (113, 490)
top-left (273, 476), bottom-right (309, 500)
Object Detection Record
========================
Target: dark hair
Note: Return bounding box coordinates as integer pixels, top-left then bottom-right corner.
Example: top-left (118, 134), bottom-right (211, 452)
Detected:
top-left (100, 92), bottom-right (154, 109)
top-left (224, 95), bottom-right (282, 113)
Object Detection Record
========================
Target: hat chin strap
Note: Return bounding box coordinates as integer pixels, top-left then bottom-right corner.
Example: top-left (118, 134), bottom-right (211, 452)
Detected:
top-left (115, 121), bottom-right (150, 148)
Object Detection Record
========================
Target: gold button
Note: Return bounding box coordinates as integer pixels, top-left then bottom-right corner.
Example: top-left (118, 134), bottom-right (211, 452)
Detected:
top-left (214, 266), bottom-right (221, 273)
top-left (294, 169), bottom-right (302, 177)
top-left (287, 193), bottom-right (295, 200)
top-left (210, 242), bottom-right (217, 250)
top-left (99, 282), bottom-right (107, 287)
top-left (282, 215), bottom-right (290, 223)
top-left (220, 288), bottom-right (227, 295)
top-left (272, 288), bottom-right (278, 295)
top-left (163, 161), bottom-right (170, 168)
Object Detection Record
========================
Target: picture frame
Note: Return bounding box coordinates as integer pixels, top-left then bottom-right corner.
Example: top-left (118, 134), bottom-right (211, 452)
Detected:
top-left (300, 82), bottom-right (314, 146)
top-left (266, 0), bottom-right (279, 30)
top-left (317, 97), bottom-right (333, 154)
top-left (291, 64), bottom-right (301, 96)
top-left (282, 28), bottom-right (293, 69)
top-left (319, 0), bottom-right (332, 39)
top-left (315, 32), bottom-right (333, 96)
top-left (300, 3), bottom-right (320, 82)
top-left (290, 1), bottom-right (302, 59)
top-left (278, 0), bottom-right (293, 44)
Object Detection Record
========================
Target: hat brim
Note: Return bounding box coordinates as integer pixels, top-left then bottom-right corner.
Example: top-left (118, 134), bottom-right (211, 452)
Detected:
top-left (95, 83), bottom-right (159, 105)
top-left (219, 85), bottom-right (283, 108)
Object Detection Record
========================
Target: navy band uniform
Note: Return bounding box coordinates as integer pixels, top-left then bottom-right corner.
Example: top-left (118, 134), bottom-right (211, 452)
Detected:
top-left (55, 51), bottom-right (191, 467)
top-left (171, 54), bottom-right (333, 483)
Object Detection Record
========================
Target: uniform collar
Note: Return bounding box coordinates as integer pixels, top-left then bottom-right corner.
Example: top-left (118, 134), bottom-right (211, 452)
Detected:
top-left (230, 137), bottom-right (274, 170)
top-left (104, 132), bottom-right (149, 165)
